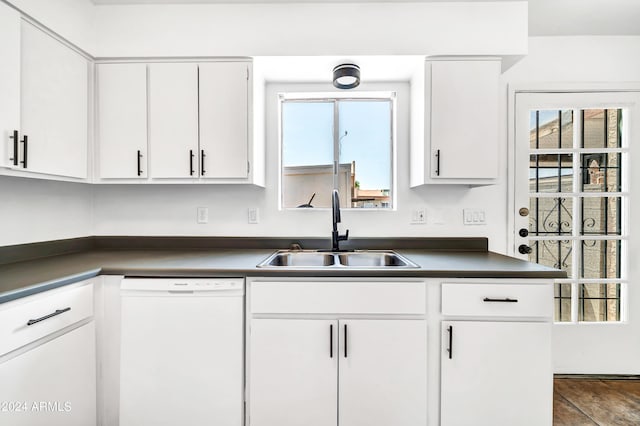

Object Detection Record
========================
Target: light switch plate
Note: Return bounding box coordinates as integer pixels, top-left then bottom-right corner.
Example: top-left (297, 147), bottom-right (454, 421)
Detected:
top-left (248, 207), bottom-right (259, 224)
top-left (411, 209), bottom-right (426, 224)
top-left (463, 208), bottom-right (486, 225)
top-left (197, 207), bottom-right (208, 224)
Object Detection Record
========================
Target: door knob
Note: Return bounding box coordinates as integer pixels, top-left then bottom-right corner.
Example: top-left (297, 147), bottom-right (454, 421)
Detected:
top-left (519, 228), bottom-right (529, 237)
top-left (519, 207), bottom-right (529, 217)
top-left (518, 244), bottom-right (532, 255)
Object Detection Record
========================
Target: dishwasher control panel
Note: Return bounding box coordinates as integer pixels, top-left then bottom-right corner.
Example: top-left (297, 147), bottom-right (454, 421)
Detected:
top-left (121, 278), bottom-right (244, 294)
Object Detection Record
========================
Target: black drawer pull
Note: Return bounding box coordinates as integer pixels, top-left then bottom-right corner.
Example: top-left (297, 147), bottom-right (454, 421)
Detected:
top-left (344, 323), bottom-right (348, 358)
top-left (189, 149), bottom-right (195, 176)
top-left (329, 324), bottom-right (333, 358)
top-left (20, 134), bottom-right (28, 168)
top-left (10, 130), bottom-right (18, 166)
top-left (435, 149), bottom-right (440, 176)
top-left (27, 307), bottom-right (71, 326)
top-left (200, 150), bottom-right (206, 176)
top-left (137, 150), bottom-right (143, 176)
top-left (447, 325), bottom-right (453, 359)
top-left (483, 297), bottom-right (519, 303)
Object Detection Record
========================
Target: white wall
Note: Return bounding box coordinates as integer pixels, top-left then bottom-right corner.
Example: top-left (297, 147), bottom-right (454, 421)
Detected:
top-left (505, 35), bottom-right (640, 374)
top-left (0, 176), bottom-right (93, 246)
top-left (93, 81), bottom-right (508, 251)
top-left (4, 0), bottom-right (95, 53)
top-left (92, 2), bottom-right (527, 57)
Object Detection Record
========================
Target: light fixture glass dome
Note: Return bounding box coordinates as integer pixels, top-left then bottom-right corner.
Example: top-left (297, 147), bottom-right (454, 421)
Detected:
top-left (333, 64), bottom-right (360, 89)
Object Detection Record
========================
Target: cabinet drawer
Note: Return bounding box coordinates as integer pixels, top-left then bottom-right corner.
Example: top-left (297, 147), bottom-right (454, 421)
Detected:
top-left (250, 281), bottom-right (426, 314)
top-left (441, 283), bottom-right (552, 318)
top-left (0, 283), bottom-right (94, 356)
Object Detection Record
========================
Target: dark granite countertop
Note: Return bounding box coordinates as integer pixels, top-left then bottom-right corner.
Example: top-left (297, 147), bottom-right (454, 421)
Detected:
top-left (0, 237), bottom-right (566, 304)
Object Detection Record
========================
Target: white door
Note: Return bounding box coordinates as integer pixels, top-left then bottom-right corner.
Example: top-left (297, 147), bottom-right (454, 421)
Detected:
top-left (513, 91), bottom-right (640, 373)
top-left (21, 21), bottom-right (88, 178)
top-left (0, 2), bottom-right (20, 169)
top-left (249, 319), bottom-right (337, 426)
top-left (148, 63), bottom-right (199, 178)
top-left (440, 321), bottom-right (552, 426)
top-left (338, 319), bottom-right (427, 426)
top-left (0, 323), bottom-right (96, 426)
top-left (199, 62), bottom-right (249, 179)
top-left (97, 63), bottom-right (147, 179)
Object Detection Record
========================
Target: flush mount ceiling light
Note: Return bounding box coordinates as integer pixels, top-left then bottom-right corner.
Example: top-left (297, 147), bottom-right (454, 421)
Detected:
top-left (332, 63), bottom-right (360, 89)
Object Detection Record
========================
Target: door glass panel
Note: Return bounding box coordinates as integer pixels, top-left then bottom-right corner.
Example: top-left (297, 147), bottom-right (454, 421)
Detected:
top-left (581, 153), bottom-right (621, 192)
top-left (529, 239), bottom-right (573, 278)
top-left (582, 109), bottom-right (622, 149)
top-left (529, 110), bottom-right (573, 149)
top-left (529, 154), bottom-right (573, 193)
top-left (581, 197), bottom-right (621, 235)
top-left (581, 239), bottom-right (621, 279)
top-left (529, 197), bottom-right (573, 236)
top-left (579, 283), bottom-right (621, 322)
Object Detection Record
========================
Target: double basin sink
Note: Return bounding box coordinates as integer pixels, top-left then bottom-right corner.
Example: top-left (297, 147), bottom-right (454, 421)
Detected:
top-left (258, 250), bottom-right (419, 269)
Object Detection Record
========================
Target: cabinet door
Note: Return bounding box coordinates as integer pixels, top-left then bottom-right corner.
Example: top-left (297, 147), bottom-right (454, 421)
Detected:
top-left (429, 60), bottom-right (499, 180)
top-left (21, 21), bottom-right (88, 178)
top-left (148, 63), bottom-right (199, 178)
top-left (0, 2), bottom-right (20, 169)
top-left (441, 321), bottom-right (552, 426)
top-left (97, 63), bottom-right (147, 179)
top-left (0, 322), bottom-right (96, 426)
top-left (199, 62), bottom-right (249, 179)
top-left (249, 319), bottom-right (337, 426)
top-left (339, 319), bottom-right (427, 426)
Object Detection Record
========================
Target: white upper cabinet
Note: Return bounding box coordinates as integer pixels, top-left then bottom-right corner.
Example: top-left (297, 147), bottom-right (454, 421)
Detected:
top-left (148, 63), bottom-right (199, 179)
top-left (20, 21), bottom-right (89, 179)
top-left (0, 2), bottom-right (20, 170)
top-left (411, 59), bottom-right (500, 186)
top-left (97, 63), bottom-right (148, 179)
top-left (199, 62), bottom-right (250, 179)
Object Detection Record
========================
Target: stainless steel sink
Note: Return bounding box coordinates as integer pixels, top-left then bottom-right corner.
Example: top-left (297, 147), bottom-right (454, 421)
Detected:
top-left (257, 250), bottom-right (419, 268)
top-left (338, 252), bottom-right (416, 267)
top-left (262, 252), bottom-right (336, 267)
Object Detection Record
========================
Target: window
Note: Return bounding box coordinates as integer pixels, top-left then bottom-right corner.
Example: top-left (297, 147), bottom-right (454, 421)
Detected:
top-left (280, 93), bottom-right (394, 209)
top-left (527, 108), bottom-right (627, 322)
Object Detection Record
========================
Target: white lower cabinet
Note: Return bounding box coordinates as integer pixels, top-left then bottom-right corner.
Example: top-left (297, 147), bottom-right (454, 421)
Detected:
top-left (248, 279), bottom-right (428, 426)
top-left (440, 321), bottom-right (552, 426)
top-left (0, 322), bottom-right (96, 426)
top-left (249, 319), bottom-right (338, 426)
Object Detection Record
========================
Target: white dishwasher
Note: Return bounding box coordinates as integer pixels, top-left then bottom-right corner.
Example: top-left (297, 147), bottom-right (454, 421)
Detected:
top-left (119, 278), bottom-right (244, 426)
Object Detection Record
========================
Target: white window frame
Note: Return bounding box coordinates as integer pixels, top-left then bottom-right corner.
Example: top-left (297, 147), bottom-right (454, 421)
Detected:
top-left (278, 91), bottom-right (397, 211)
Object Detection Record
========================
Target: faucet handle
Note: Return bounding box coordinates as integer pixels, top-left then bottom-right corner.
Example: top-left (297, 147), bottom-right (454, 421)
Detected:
top-left (338, 229), bottom-right (349, 241)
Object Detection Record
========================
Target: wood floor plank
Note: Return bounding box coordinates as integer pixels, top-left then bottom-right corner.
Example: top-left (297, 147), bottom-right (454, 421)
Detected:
top-left (601, 380), bottom-right (640, 402)
top-left (555, 378), bottom-right (640, 425)
top-left (553, 392), bottom-right (598, 426)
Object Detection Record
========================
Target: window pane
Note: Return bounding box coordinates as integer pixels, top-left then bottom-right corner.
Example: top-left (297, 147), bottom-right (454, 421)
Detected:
top-left (338, 100), bottom-right (392, 209)
top-left (581, 239), bottom-right (621, 279)
top-left (582, 109), bottom-right (622, 149)
top-left (529, 154), bottom-right (573, 193)
top-left (581, 153), bottom-right (621, 193)
top-left (529, 239), bottom-right (573, 277)
top-left (555, 283), bottom-right (572, 322)
top-left (581, 197), bottom-right (621, 236)
top-left (529, 197), bottom-right (573, 236)
top-left (281, 101), bottom-right (334, 208)
top-left (579, 283), bottom-right (621, 322)
top-left (529, 110), bottom-right (573, 149)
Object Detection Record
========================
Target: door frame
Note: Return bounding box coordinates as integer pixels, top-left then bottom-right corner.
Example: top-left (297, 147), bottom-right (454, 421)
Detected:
top-left (507, 83), bottom-right (640, 374)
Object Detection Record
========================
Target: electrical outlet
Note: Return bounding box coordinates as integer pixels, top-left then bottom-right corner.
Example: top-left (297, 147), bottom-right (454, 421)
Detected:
top-left (248, 207), bottom-right (259, 224)
top-left (463, 209), bottom-right (486, 225)
top-left (197, 207), bottom-right (208, 224)
top-left (411, 209), bottom-right (426, 224)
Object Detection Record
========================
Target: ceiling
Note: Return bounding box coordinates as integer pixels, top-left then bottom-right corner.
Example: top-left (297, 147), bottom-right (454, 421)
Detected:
top-left (89, 0), bottom-right (640, 36)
